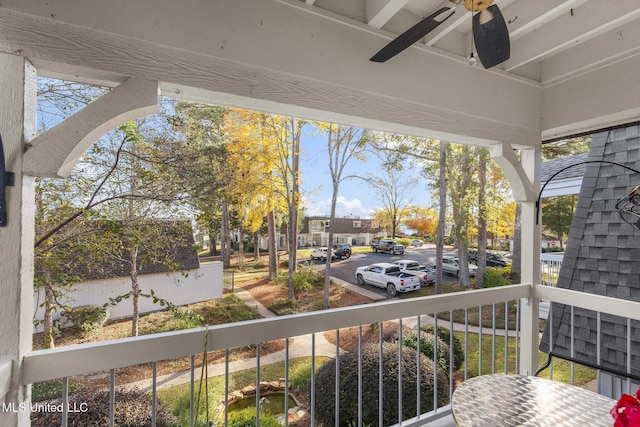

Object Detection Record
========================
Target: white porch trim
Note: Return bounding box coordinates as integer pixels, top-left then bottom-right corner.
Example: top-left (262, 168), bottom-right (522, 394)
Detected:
top-left (23, 77), bottom-right (159, 178)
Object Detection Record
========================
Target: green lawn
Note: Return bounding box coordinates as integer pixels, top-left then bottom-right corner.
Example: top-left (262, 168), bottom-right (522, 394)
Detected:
top-left (157, 356), bottom-right (330, 426)
top-left (456, 331), bottom-right (596, 385)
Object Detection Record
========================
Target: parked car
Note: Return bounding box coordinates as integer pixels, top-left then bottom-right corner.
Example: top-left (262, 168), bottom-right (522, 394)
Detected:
top-left (392, 259), bottom-right (435, 286)
top-left (370, 239), bottom-right (405, 255)
top-left (468, 250), bottom-right (509, 267)
top-left (310, 247), bottom-right (336, 261)
top-left (410, 239), bottom-right (424, 247)
top-left (355, 263), bottom-right (421, 297)
top-left (440, 257), bottom-right (478, 277)
top-left (332, 243), bottom-right (352, 259)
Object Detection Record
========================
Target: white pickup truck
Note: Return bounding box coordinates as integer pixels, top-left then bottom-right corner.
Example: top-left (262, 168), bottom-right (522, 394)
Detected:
top-left (392, 259), bottom-right (436, 286)
top-left (355, 263), bottom-right (421, 297)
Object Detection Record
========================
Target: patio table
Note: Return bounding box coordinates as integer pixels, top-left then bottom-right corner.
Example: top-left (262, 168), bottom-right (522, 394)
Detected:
top-left (451, 374), bottom-right (616, 426)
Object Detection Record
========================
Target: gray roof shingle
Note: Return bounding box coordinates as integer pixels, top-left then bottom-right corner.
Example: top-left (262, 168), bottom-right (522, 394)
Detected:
top-left (539, 126), bottom-right (640, 378)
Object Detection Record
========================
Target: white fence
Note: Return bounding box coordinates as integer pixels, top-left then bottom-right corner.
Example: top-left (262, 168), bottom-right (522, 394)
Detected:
top-left (33, 262), bottom-right (223, 331)
top-left (540, 252), bottom-right (564, 286)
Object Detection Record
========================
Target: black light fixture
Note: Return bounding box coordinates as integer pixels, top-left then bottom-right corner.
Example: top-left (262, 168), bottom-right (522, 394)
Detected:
top-left (1, 133), bottom-right (16, 227)
top-left (615, 184), bottom-right (640, 229)
top-left (536, 160), bottom-right (640, 230)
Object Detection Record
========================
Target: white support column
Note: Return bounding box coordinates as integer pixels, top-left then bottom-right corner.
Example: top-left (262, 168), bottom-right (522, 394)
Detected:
top-left (518, 147), bottom-right (542, 375)
top-left (490, 143), bottom-right (541, 375)
top-left (0, 53), bottom-right (36, 426)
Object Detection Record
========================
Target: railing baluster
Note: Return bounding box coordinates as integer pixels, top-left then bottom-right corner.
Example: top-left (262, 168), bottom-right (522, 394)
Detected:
top-left (596, 311), bottom-right (602, 388)
top-left (398, 318), bottom-right (403, 425)
top-left (109, 369), bottom-right (115, 427)
top-left (256, 342), bottom-right (261, 426)
top-left (478, 305), bottom-right (483, 376)
top-left (311, 333), bottom-right (316, 426)
top-left (433, 314), bottom-right (438, 414)
top-left (151, 361), bottom-right (157, 427)
top-left (492, 303), bottom-right (496, 374)
top-left (449, 314), bottom-right (454, 395)
top-left (464, 308), bottom-right (469, 381)
top-left (416, 315), bottom-right (421, 419)
top-left (547, 302), bottom-right (556, 380)
top-left (358, 325), bottom-right (363, 427)
top-left (285, 337), bottom-right (290, 427)
top-left (335, 328), bottom-right (339, 427)
top-left (504, 301), bottom-right (508, 374)
top-left (627, 318), bottom-right (632, 394)
top-left (571, 306), bottom-right (575, 385)
top-left (224, 349), bottom-right (229, 427)
top-left (190, 355), bottom-right (195, 427)
top-left (515, 300), bottom-right (520, 374)
top-left (379, 322), bottom-right (383, 427)
top-left (61, 376), bottom-right (68, 427)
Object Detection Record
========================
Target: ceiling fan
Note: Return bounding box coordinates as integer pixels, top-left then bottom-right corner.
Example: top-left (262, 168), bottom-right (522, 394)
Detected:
top-left (370, 0), bottom-right (510, 69)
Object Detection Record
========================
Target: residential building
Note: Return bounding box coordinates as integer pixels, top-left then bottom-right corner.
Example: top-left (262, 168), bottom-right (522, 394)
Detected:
top-left (299, 216), bottom-right (384, 247)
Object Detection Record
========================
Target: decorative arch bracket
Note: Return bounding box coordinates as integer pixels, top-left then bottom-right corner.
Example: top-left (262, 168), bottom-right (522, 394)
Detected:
top-left (23, 77), bottom-right (159, 178)
top-left (490, 142), bottom-right (536, 202)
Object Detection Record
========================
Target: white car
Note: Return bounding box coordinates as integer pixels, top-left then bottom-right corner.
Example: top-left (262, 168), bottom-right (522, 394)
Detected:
top-left (310, 247), bottom-right (336, 261)
top-left (355, 263), bottom-right (421, 297)
top-left (440, 257), bottom-right (478, 277)
top-left (410, 239), bottom-right (424, 247)
top-left (392, 259), bottom-right (435, 286)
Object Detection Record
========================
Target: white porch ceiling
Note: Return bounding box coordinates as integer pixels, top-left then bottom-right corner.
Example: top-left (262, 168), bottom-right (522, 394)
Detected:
top-left (1, 0), bottom-right (640, 146)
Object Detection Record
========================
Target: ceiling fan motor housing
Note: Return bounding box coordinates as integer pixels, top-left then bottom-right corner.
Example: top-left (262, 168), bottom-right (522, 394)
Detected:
top-left (464, 0), bottom-right (493, 13)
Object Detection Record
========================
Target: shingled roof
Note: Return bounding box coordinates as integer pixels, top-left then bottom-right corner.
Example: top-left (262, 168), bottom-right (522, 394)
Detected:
top-left (541, 152), bottom-right (589, 182)
top-left (540, 126), bottom-right (640, 378)
top-left (42, 220), bottom-right (200, 281)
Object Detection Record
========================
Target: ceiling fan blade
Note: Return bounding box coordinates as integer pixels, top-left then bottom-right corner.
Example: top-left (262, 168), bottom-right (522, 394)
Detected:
top-left (370, 6), bottom-right (457, 63)
top-left (472, 4), bottom-right (510, 69)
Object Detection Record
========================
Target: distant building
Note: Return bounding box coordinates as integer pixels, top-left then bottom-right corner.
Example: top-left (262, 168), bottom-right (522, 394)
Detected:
top-left (299, 216), bottom-right (384, 247)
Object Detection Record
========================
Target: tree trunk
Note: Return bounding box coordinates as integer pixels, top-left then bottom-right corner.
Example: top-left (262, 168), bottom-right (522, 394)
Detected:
top-left (253, 233), bottom-right (260, 260)
top-left (290, 123), bottom-right (300, 273)
top-left (476, 148), bottom-right (488, 288)
top-left (237, 228), bottom-right (245, 268)
top-left (129, 244), bottom-right (140, 337)
top-left (221, 201), bottom-right (231, 268)
top-left (208, 231), bottom-right (217, 256)
top-left (451, 145), bottom-right (474, 288)
top-left (435, 141), bottom-right (447, 295)
top-left (323, 182), bottom-right (339, 309)
top-left (268, 210), bottom-right (278, 280)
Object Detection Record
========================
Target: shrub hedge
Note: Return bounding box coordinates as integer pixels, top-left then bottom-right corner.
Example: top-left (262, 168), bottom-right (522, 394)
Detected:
top-left (313, 342), bottom-right (448, 426)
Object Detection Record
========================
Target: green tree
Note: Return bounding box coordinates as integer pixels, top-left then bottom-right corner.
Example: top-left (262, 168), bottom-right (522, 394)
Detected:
top-left (166, 101), bottom-right (229, 259)
top-left (542, 136), bottom-right (591, 161)
top-left (542, 195), bottom-right (577, 248)
top-left (90, 121), bottom-right (188, 336)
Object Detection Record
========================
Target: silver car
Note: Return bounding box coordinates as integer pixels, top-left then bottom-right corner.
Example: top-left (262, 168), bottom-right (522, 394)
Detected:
top-left (440, 257), bottom-right (478, 277)
top-left (310, 247), bottom-right (336, 261)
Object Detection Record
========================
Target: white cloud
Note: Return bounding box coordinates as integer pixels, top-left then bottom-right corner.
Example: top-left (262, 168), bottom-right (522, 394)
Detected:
top-left (305, 196), bottom-right (373, 218)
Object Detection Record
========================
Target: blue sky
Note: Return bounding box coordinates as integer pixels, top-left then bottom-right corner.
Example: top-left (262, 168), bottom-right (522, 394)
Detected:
top-left (299, 130), bottom-right (432, 218)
